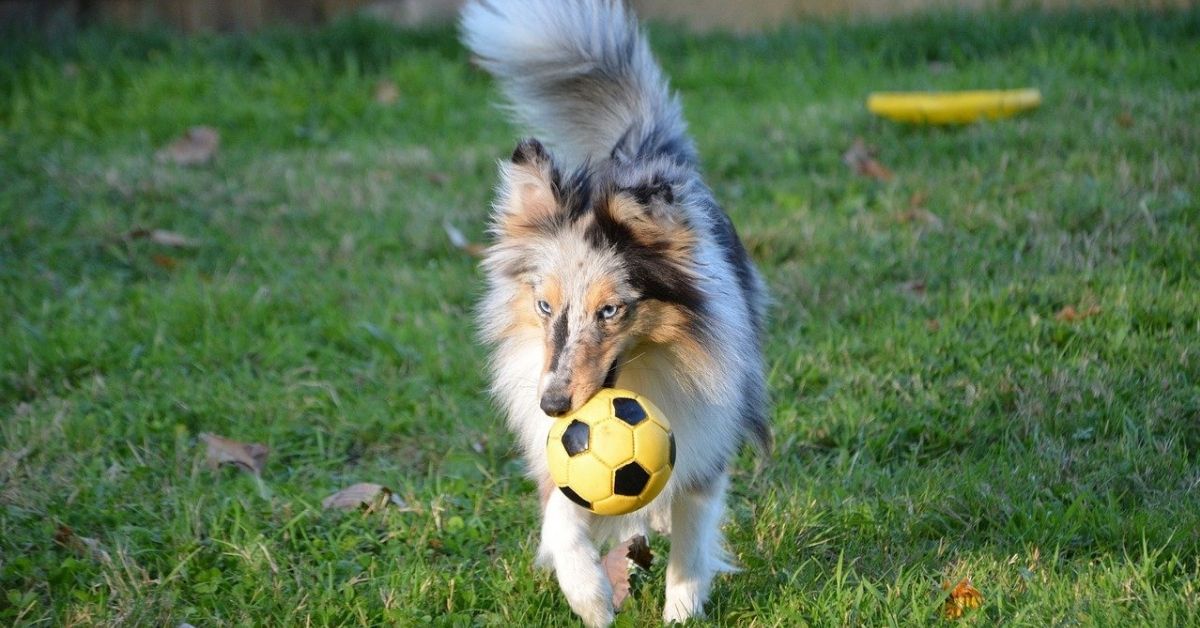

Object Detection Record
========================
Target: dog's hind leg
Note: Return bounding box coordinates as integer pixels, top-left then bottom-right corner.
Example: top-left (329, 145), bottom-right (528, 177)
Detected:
top-left (663, 474), bottom-right (735, 623)
top-left (538, 490), bottom-right (614, 627)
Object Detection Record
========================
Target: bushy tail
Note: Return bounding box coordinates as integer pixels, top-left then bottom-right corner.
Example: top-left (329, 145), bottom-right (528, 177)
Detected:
top-left (460, 0), bottom-right (692, 167)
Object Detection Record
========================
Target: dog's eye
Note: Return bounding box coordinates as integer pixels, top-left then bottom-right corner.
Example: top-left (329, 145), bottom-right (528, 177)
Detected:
top-left (598, 304), bottom-right (619, 320)
top-left (536, 300), bottom-right (553, 316)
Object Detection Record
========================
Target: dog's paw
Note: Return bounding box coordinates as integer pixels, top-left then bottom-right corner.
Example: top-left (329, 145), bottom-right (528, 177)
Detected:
top-left (567, 593), bottom-right (614, 628)
top-left (663, 584), bottom-right (706, 624)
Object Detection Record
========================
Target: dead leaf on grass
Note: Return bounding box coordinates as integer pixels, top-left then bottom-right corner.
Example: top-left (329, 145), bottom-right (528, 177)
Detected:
top-left (602, 534), bottom-right (653, 610)
top-left (942, 577), bottom-right (983, 619)
top-left (151, 254), bottom-right (178, 270)
top-left (54, 524), bottom-right (112, 564)
top-left (322, 482), bottom-right (409, 511)
top-left (901, 279), bottom-right (927, 297)
top-left (843, 137), bottom-right (894, 181)
top-left (1054, 304), bottom-right (1101, 323)
top-left (157, 126), bottom-right (220, 166)
top-left (374, 79), bottom-right (400, 105)
top-left (443, 221), bottom-right (486, 258)
top-left (199, 432), bottom-right (268, 476)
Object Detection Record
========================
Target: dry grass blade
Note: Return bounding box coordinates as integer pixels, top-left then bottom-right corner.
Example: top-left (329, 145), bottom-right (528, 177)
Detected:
top-left (157, 126), bottom-right (220, 166)
top-left (602, 534), bottom-right (652, 610)
top-left (322, 482), bottom-right (409, 511)
top-left (126, 228), bottom-right (200, 248)
top-left (942, 577), bottom-right (983, 619)
top-left (200, 432), bottom-right (268, 476)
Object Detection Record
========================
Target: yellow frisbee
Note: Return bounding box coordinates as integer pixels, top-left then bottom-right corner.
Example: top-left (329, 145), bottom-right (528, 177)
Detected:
top-left (867, 88), bottom-right (1042, 124)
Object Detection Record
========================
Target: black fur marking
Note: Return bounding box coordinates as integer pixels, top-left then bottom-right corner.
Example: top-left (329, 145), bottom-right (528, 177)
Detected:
top-left (740, 372), bottom-right (772, 453)
top-left (697, 197), bottom-right (764, 342)
top-left (559, 485), bottom-right (592, 510)
top-left (561, 419), bottom-right (590, 456)
top-left (613, 462), bottom-right (650, 496)
top-left (510, 137), bottom-right (550, 165)
top-left (603, 358), bottom-right (620, 388)
top-left (546, 305), bottom-right (570, 373)
top-left (625, 175), bottom-right (673, 205)
top-left (611, 120), bottom-right (697, 166)
top-left (561, 167), bottom-right (596, 223)
top-left (612, 397), bottom-right (647, 426)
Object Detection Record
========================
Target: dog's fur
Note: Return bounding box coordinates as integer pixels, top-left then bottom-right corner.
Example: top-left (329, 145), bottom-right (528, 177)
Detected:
top-left (461, 1), bottom-right (769, 624)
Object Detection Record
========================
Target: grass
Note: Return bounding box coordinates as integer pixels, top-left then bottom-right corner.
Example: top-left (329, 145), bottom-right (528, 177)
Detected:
top-left (2, 8), bottom-right (1199, 626)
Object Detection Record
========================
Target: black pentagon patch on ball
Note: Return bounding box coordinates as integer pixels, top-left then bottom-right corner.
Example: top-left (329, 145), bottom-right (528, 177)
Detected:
top-left (559, 486), bottom-right (592, 510)
top-left (668, 432), bottom-right (676, 467)
top-left (612, 397), bottom-right (647, 425)
top-left (613, 462), bottom-right (651, 496)
top-left (561, 419), bottom-right (590, 456)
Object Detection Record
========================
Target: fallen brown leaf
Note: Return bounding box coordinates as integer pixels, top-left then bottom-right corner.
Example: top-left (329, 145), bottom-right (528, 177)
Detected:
top-left (1054, 304), bottom-right (1101, 323)
top-left (843, 137), bottom-right (894, 182)
top-left (942, 577), bottom-right (983, 619)
top-left (443, 221), bottom-right (487, 258)
top-left (157, 126), bottom-right (220, 166)
top-left (322, 482), bottom-right (409, 511)
top-left (151, 254), bottom-right (178, 270)
top-left (901, 279), bottom-right (927, 297)
top-left (602, 535), bottom-right (652, 610)
top-left (200, 432), bottom-right (268, 476)
top-left (374, 79), bottom-right (400, 105)
top-left (54, 524), bottom-right (112, 564)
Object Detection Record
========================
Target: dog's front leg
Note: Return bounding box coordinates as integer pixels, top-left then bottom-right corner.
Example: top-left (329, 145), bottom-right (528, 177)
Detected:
top-left (538, 490), bottom-right (613, 627)
top-left (664, 474), bottom-right (731, 623)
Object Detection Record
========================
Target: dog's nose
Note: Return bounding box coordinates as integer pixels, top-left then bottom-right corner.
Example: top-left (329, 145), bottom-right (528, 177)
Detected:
top-left (540, 393), bottom-right (572, 417)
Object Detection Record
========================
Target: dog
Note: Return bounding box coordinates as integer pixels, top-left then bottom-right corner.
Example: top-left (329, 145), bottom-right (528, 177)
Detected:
top-left (461, 1), bottom-right (770, 624)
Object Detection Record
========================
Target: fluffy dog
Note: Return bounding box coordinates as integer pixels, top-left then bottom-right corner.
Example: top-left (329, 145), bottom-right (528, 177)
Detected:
top-left (462, 1), bottom-right (770, 624)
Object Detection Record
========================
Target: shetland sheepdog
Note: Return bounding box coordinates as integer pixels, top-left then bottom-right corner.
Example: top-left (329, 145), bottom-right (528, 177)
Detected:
top-left (461, 1), bottom-right (770, 624)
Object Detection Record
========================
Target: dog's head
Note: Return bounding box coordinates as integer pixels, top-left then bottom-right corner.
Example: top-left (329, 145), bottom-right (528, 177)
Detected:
top-left (482, 138), bottom-right (708, 417)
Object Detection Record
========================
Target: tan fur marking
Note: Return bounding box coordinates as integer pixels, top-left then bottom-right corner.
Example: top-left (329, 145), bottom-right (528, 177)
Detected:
top-left (584, 276), bottom-right (620, 314)
top-left (505, 284), bottom-right (542, 335)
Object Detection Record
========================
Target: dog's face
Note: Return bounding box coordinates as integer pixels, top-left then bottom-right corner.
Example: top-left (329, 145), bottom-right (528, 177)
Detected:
top-left (483, 139), bottom-right (707, 416)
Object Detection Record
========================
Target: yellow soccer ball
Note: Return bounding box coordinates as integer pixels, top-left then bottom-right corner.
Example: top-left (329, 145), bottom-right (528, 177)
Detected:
top-left (546, 388), bottom-right (674, 516)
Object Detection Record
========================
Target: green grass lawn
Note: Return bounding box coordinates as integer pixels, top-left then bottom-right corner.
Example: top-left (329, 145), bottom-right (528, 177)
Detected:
top-left (2, 8), bottom-right (1199, 626)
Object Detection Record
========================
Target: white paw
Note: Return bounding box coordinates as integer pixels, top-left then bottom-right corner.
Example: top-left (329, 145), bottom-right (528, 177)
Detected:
top-left (565, 588), bottom-right (614, 628)
top-left (663, 584), bottom-right (706, 624)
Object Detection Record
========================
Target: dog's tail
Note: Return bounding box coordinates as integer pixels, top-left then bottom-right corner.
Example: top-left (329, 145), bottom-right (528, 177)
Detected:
top-left (460, 0), bottom-right (692, 167)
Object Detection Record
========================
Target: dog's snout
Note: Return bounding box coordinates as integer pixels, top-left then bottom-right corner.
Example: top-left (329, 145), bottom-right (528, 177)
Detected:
top-left (540, 392), bottom-right (572, 417)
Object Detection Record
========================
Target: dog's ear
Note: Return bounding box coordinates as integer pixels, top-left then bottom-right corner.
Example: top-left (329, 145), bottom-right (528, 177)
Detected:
top-left (492, 138), bottom-right (563, 238)
top-left (605, 176), bottom-right (693, 247)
